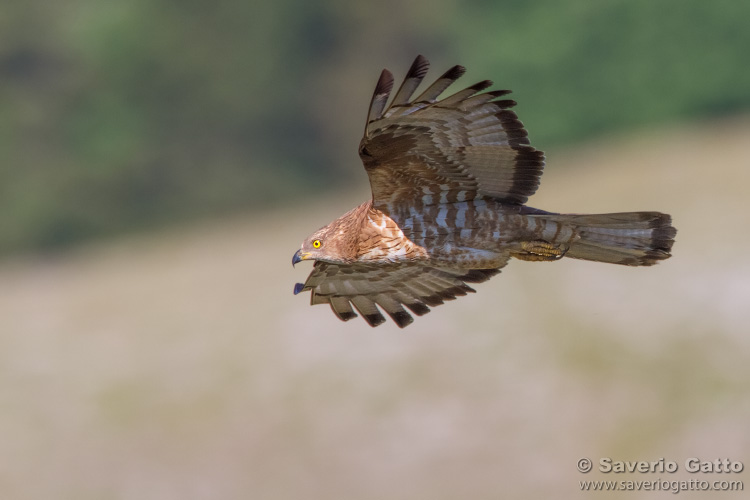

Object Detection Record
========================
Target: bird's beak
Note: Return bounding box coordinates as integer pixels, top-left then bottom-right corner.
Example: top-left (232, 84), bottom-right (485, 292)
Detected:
top-left (292, 249), bottom-right (310, 267)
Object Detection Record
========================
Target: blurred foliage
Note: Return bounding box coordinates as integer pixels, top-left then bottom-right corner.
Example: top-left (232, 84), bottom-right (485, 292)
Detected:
top-left (2, 0), bottom-right (749, 255)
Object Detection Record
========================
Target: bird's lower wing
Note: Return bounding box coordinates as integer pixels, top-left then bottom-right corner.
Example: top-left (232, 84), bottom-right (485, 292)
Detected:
top-left (294, 261), bottom-right (505, 328)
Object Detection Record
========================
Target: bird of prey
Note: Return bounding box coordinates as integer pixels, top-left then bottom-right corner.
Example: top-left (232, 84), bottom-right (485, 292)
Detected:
top-left (292, 55), bottom-right (676, 328)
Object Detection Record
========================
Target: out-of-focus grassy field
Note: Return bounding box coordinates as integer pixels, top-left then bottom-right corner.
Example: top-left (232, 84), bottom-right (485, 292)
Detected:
top-left (1, 116), bottom-right (749, 499)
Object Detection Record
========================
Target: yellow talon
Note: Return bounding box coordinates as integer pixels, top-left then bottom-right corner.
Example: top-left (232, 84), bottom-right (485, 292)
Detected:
top-left (512, 241), bottom-right (567, 261)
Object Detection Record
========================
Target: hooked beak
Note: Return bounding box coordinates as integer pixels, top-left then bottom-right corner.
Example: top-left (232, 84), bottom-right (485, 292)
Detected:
top-left (292, 249), bottom-right (310, 267)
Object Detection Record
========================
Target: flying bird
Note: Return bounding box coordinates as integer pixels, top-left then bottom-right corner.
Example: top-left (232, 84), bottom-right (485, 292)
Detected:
top-left (292, 55), bottom-right (676, 328)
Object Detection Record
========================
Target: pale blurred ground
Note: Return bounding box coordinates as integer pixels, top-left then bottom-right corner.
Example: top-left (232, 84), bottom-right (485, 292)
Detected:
top-left (1, 116), bottom-right (749, 499)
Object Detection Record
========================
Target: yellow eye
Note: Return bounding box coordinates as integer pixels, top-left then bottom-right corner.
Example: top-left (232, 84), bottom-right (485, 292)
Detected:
top-left (312, 239), bottom-right (321, 249)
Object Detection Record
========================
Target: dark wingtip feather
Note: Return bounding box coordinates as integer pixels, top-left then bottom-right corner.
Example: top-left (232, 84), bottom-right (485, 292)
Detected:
top-left (643, 215), bottom-right (677, 264)
top-left (413, 64), bottom-right (466, 103)
top-left (408, 54), bottom-right (430, 79)
top-left (459, 269), bottom-right (502, 283)
top-left (420, 294), bottom-right (445, 307)
top-left (390, 55), bottom-right (431, 107)
top-left (293, 283), bottom-right (305, 295)
top-left (486, 89), bottom-right (512, 99)
top-left (493, 98), bottom-right (517, 109)
top-left (390, 310), bottom-right (414, 328)
top-left (374, 68), bottom-right (394, 96)
top-left (363, 312), bottom-right (386, 327)
top-left (404, 302), bottom-right (430, 316)
top-left (365, 69), bottom-right (395, 128)
top-left (469, 80), bottom-right (493, 92)
top-left (444, 64), bottom-right (466, 80)
top-left (337, 311), bottom-right (358, 322)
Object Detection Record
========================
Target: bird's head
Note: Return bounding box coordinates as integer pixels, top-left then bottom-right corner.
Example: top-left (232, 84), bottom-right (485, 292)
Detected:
top-left (292, 228), bottom-right (330, 267)
top-left (293, 215), bottom-right (365, 267)
top-left (292, 203), bottom-right (370, 267)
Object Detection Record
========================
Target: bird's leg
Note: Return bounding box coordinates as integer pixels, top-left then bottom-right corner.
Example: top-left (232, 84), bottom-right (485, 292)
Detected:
top-left (511, 240), bottom-right (567, 262)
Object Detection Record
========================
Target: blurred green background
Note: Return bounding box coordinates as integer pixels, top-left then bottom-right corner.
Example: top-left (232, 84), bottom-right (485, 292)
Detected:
top-left (3, 0), bottom-right (749, 256)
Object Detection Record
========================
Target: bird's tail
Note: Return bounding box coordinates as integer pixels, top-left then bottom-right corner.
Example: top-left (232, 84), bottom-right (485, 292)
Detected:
top-left (546, 212), bottom-right (676, 266)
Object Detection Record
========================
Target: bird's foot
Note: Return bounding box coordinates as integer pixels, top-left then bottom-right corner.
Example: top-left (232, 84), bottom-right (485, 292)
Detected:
top-left (512, 240), bottom-right (567, 262)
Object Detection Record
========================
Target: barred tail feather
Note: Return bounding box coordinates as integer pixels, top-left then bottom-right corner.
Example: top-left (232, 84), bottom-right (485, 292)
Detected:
top-left (564, 212), bottom-right (676, 266)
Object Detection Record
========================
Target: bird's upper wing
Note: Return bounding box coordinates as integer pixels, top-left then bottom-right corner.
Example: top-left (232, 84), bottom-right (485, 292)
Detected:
top-left (360, 55), bottom-right (545, 211)
top-left (294, 259), bottom-right (508, 328)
